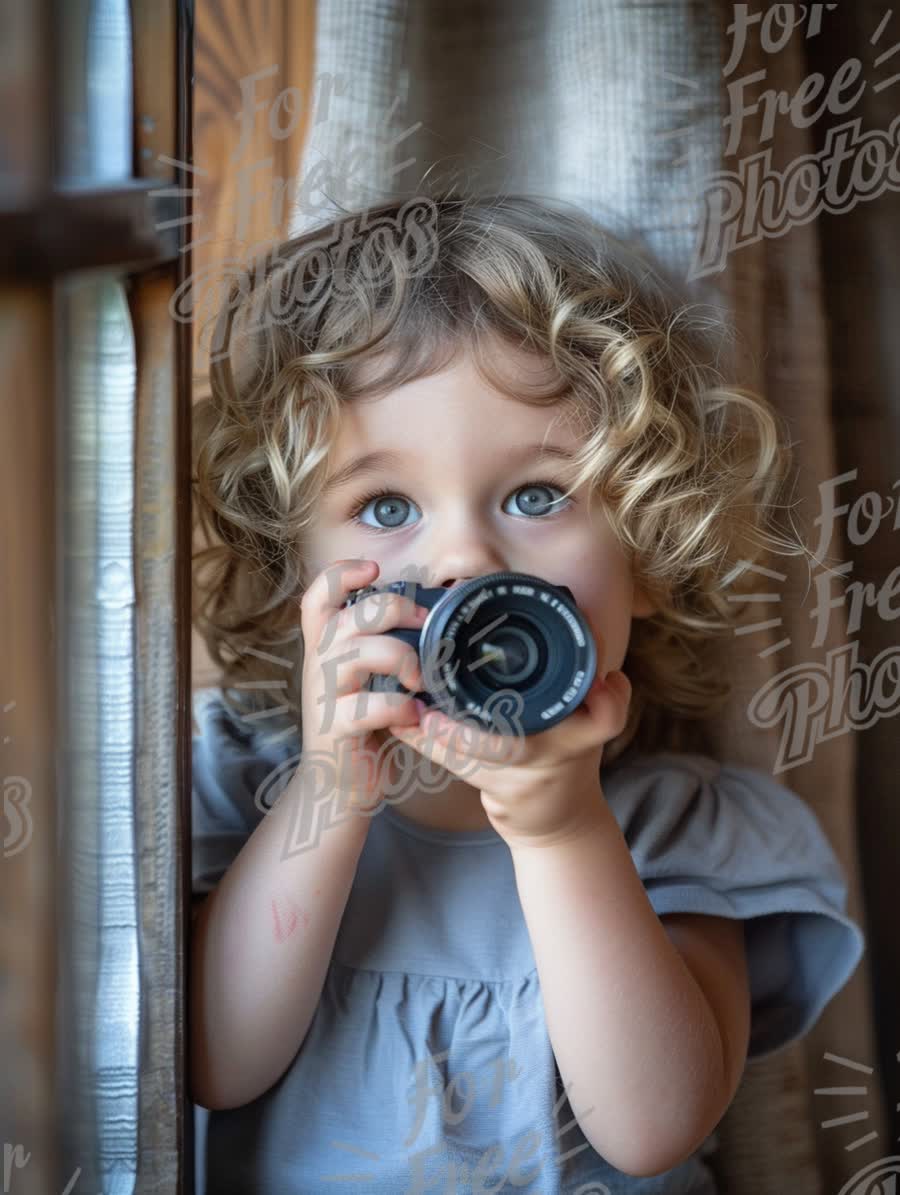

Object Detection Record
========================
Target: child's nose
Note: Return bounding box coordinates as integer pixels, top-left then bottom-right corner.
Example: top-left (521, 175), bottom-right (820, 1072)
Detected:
top-left (436, 556), bottom-right (506, 590)
top-left (437, 566), bottom-right (506, 590)
top-left (430, 516), bottom-right (508, 590)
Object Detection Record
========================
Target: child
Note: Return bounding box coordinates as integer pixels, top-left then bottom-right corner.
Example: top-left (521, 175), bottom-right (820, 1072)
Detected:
top-left (190, 192), bottom-right (865, 1193)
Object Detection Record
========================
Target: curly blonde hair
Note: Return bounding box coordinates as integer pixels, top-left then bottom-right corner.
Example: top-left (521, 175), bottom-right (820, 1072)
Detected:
top-left (192, 190), bottom-right (809, 763)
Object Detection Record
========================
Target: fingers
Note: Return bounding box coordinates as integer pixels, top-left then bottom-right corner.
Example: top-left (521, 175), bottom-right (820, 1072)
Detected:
top-left (299, 558), bottom-right (379, 647)
top-left (329, 635), bottom-right (425, 700)
top-left (392, 705), bottom-right (528, 772)
top-left (333, 590), bottom-right (428, 648)
top-left (299, 559), bottom-right (429, 746)
top-left (580, 668), bottom-right (632, 742)
top-left (330, 689), bottom-right (422, 734)
top-left (607, 669), bottom-right (633, 735)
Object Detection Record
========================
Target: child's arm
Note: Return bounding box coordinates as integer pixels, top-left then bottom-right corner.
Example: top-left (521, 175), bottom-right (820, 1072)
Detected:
top-left (509, 793), bottom-right (750, 1179)
top-left (191, 560), bottom-right (426, 1110)
top-left (189, 769), bottom-right (371, 1111)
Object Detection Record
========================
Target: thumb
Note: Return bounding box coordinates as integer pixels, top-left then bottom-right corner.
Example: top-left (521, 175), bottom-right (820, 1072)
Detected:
top-left (583, 668), bottom-right (632, 737)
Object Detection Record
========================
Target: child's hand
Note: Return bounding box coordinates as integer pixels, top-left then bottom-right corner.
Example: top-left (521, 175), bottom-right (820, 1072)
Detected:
top-left (391, 665), bottom-right (633, 848)
top-left (300, 559), bottom-right (429, 814)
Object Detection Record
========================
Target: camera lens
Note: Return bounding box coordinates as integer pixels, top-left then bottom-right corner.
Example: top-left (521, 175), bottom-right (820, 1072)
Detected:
top-left (469, 616), bottom-right (542, 687)
top-left (419, 572), bottom-right (596, 735)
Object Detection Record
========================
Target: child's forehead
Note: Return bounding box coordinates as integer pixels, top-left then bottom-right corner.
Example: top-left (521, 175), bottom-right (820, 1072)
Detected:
top-left (330, 361), bottom-right (577, 449)
top-left (323, 401), bottom-right (582, 498)
top-left (348, 332), bottom-right (558, 391)
top-left (340, 336), bottom-right (574, 430)
top-left (319, 332), bottom-right (585, 476)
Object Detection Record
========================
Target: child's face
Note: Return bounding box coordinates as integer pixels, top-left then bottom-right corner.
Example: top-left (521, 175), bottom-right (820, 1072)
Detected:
top-left (303, 337), bottom-right (656, 679)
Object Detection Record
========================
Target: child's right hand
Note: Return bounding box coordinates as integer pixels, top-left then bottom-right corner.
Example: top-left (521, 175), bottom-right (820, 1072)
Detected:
top-left (299, 559), bottom-right (428, 814)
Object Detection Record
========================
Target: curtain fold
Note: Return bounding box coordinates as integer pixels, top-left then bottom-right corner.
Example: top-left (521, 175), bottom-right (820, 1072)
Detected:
top-left (282, 2), bottom-right (893, 1191)
top-left (807, 1), bottom-right (900, 1165)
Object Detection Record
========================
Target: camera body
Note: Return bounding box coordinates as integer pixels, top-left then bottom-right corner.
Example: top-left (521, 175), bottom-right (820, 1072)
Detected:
top-left (341, 571), bottom-right (597, 736)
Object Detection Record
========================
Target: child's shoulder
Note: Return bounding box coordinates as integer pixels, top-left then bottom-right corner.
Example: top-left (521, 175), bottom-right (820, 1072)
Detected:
top-left (600, 746), bottom-right (865, 1060)
top-left (601, 745), bottom-right (846, 888)
top-left (191, 685), bottom-right (299, 893)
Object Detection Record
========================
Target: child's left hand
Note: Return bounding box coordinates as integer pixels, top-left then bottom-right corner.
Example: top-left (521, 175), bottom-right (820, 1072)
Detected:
top-left (388, 666), bottom-right (632, 849)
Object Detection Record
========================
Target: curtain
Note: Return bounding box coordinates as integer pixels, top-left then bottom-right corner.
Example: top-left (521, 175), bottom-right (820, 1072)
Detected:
top-left (284, 2), bottom-right (896, 1192)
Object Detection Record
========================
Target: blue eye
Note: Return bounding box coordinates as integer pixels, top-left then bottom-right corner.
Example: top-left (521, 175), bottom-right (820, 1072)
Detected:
top-left (349, 489), bottom-right (418, 532)
top-left (504, 480), bottom-right (569, 518)
top-left (348, 479), bottom-right (571, 533)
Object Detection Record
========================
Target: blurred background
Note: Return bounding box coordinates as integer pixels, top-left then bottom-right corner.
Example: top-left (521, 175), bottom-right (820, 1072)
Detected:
top-left (2, 0), bottom-right (898, 1192)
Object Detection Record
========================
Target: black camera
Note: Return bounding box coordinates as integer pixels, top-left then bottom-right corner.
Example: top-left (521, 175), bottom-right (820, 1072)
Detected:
top-left (341, 571), bottom-right (597, 735)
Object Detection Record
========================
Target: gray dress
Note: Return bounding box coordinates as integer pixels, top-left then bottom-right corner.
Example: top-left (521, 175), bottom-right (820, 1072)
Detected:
top-left (191, 687), bottom-right (865, 1194)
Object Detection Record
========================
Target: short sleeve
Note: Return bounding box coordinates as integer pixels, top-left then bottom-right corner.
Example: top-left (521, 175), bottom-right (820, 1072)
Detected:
top-left (191, 686), bottom-right (300, 895)
top-left (603, 750), bottom-right (866, 1061)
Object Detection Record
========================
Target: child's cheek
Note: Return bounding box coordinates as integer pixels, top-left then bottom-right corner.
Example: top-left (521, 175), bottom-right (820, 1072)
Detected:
top-left (556, 579), bottom-right (631, 678)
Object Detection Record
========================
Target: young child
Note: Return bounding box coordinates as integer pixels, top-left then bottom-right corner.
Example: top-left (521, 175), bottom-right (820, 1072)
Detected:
top-left (189, 192), bottom-right (865, 1194)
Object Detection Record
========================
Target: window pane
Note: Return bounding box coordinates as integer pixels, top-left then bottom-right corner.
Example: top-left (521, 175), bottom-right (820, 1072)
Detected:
top-left (53, 2), bottom-right (138, 1182)
top-left (56, 273), bottom-right (140, 1193)
top-left (58, 0), bottom-right (133, 182)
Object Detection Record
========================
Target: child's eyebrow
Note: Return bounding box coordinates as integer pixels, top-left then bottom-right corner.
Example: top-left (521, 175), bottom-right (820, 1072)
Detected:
top-left (322, 443), bottom-right (576, 495)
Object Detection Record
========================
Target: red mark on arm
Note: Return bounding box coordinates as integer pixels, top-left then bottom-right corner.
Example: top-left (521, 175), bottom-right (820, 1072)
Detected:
top-left (271, 896), bottom-right (310, 943)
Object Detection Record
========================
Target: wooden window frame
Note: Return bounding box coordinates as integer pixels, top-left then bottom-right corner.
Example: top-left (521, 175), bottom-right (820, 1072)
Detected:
top-left (1, 0), bottom-right (196, 1191)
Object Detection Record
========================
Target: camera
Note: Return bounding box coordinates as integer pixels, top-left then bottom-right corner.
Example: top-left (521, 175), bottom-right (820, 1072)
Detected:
top-left (341, 571), bottom-right (597, 735)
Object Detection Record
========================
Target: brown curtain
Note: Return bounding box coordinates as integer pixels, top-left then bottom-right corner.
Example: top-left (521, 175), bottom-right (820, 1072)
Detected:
top-left (279, 2), bottom-right (895, 1192)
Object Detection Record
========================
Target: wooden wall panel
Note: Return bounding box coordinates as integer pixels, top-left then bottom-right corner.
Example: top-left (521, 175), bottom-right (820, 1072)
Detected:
top-left (1, 7), bottom-right (56, 1194)
top-left (0, 285), bottom-right (56, 1195)
top-left (191, 0), bottom-right (316, 690)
